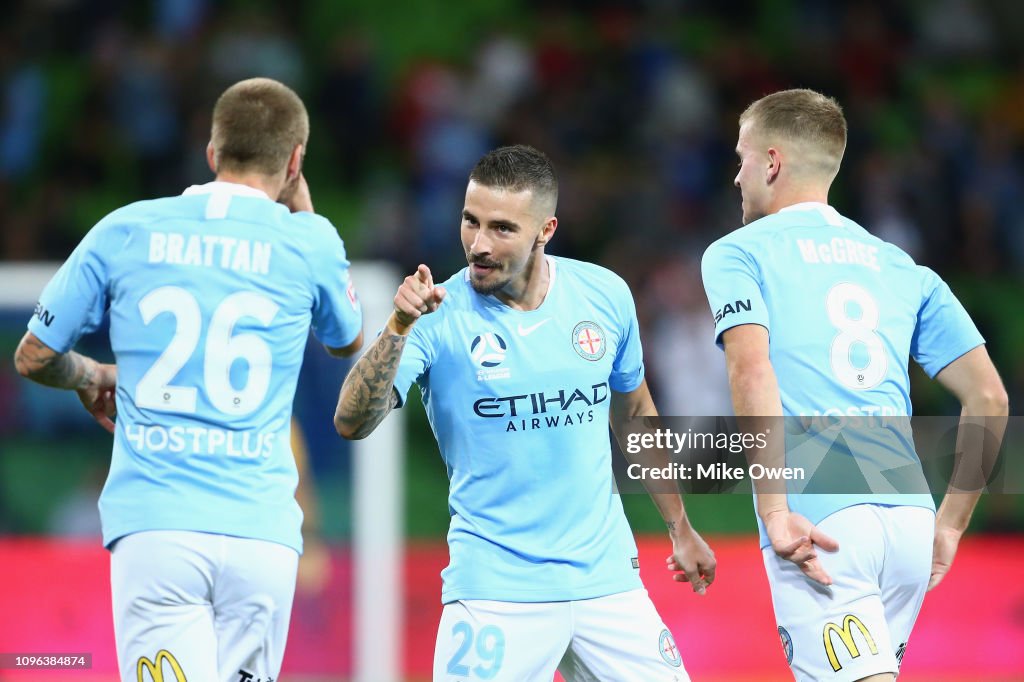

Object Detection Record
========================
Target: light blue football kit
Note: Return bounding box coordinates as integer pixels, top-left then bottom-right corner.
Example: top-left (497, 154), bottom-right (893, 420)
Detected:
top-left (702, 202), bottom-right (984, 680)
top-left (395, 255), bottom-right (688, 681)
top-left (702, 202), bottom-right (983, 541)
top-left (394, 256), bottom-right (645, 604)
top-left (28, 181), bottom-right (363, 554)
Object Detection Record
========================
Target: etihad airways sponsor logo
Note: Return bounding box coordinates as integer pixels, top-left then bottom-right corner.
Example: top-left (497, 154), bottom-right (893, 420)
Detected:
top-left (474, 382), bottom-right (609, 432)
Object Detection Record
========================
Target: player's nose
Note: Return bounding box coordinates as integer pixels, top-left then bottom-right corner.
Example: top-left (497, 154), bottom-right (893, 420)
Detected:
top-left (470, 230), bottom-right (492, 255)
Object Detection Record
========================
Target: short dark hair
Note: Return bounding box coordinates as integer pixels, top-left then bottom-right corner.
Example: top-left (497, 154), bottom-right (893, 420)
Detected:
top-left (469, 145), bottom-right (558, 211)
top-left (740, 88), bottom-right (847, 178)
top-left (211, 78), bottom-right (309, 176)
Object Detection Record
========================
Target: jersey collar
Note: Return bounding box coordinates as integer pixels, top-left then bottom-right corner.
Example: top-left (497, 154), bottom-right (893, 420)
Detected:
top-left (778, 201), bottom-right (831, 213)
top-left (182, 181), bottom-right (272, 201)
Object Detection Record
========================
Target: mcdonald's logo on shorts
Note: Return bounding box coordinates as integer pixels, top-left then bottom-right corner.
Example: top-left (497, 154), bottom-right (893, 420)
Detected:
top-left (822, 614), bottom-right (878, 672)
top-left (137, 649), bottom-right (187, 682)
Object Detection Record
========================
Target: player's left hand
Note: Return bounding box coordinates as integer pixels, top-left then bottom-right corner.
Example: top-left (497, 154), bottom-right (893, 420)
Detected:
top-left (764, 509), bottom-right (838, 586)
top-left (76, 362), bottom-right (118, 434)
top-left (280, 172), bottom-right (313, 213)
top-left (666, 524), bottom-right (716, 595)
top-left (927, 525), bottom-right (962, 591)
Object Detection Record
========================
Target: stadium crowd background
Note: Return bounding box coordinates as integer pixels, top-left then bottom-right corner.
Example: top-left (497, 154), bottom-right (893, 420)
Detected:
top-left (0, 1), bottom-right (1021, 678)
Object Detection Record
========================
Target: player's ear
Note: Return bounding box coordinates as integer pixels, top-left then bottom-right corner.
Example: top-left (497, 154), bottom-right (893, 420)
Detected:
top-left (206, 142), bottom-right (217, 174)
top-left (286, 143), bottom-right (304, 182)
top-left (535, 217), bottom-right (558, 248)
top-left (766, 147), bottom-right (781, 184)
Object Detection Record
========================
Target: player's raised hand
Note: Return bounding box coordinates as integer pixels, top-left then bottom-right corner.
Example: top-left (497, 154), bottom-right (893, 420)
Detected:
top-left (76, 362), bottom-right (118, 434)
top-left (927, 525), bottom-right (962, 591)
top-left (391, 264), bottom-right (447, 333)
top-left (280, 173), bottom-right (313, 213)
top-left (665, 524), bottom-right (717, 596)
top-left (764, 509), bottom-right (839, 586)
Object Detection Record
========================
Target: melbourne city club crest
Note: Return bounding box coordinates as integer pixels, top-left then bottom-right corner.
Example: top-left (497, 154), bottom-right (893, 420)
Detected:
top-left (572, 320), bottom-right (605, 361)
top-left (659, 629), bottom-right (682, 668)
top-left (779, 626), bottom-right (794, 664)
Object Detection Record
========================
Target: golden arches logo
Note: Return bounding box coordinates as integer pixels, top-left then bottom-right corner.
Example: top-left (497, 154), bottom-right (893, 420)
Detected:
top-left (822, 614), bottom-right (878, 672)
top-left (136, 650), bottom-right (187, 682)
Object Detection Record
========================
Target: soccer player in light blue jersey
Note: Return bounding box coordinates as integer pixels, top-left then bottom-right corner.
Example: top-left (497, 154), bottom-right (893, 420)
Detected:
top-left (336, 145), bottom-right (714, 681)
top-left (702, 89), bottom-right (1008, 681)
top-left (14, 78), bottom-right (364, 682)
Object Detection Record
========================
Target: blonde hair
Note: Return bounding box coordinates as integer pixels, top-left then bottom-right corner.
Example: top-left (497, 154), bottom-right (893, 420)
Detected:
top-left (740, 89), bottom-right (847, 180)
top-left (211, 78), bottom-right (309, 176)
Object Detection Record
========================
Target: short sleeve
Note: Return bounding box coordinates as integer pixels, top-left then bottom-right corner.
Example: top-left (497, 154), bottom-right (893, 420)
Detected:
top-left (309, 222), bottom-right (363, 349)
top-left (392, 319), bottom-right (439, 408)
top-left (28, 223), bottom-right (114, 353)
top-left (911, 268), bottom-right (984, 378)
top-left (609, 280), bottom-right (645, 393)
top-left (701, 239), bottom-right (769, 348)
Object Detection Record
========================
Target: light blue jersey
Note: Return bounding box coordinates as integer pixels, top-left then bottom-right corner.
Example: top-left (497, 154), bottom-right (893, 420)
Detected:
top-left (393, 256), bottom-right (645, 603)
top-left (701, 202), bottom-right (984, 546)
top-left (28, 181), bottom-right (362, 554)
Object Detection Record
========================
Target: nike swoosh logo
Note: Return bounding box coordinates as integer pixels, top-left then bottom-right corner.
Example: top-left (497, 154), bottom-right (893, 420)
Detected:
top-left (517, 319), bottom-right (550, 336)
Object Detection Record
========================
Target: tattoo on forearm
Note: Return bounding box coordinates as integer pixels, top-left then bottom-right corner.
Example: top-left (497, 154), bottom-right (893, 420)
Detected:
top-left (335, 332), bottom-right (407, 438)
top-left (15, 335), bottom-right (94, 389)
top-left (666, 521), bottom-right (677, 533)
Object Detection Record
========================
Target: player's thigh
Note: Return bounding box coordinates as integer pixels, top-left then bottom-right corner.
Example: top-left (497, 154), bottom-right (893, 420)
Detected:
top-left (558, 589), bottom-right (689, 682)
top-left (765, 506), bottom-right (899, 682)
top-left (110, 531), bottom-right (219, 682)
top-left (433, 599), bottom-right (571, 682)
top-left (879, 506), bottom-right (933, 668)
top-left (212, 536), bottom-right (299, 682)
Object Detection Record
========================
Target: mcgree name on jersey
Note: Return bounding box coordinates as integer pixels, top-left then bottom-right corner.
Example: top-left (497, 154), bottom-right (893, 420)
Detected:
top-left (796, 237), bottom-right (880, 271)
top-left (473, 382), bottom-right (609, 432)
top-left (148, 231), bottom-right (272, 274)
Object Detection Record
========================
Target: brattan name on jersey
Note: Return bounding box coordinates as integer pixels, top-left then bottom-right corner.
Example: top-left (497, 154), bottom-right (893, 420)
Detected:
top-left (148, 231), bottom-right (272, 274)
top-left (392, 256), bottom-right (646, 604)
top-left (475, 382), bottom-right (608, 432)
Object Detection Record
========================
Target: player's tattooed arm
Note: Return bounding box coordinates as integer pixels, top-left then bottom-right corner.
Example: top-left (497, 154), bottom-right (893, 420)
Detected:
top-left (14, 331), bottom-right (97, 390)
top-left (336, 264), bottom-right (445, 439)
top-left (334, 331), bottom-right (406, 440)
top-left (15, 331), bottom-right (118, 433)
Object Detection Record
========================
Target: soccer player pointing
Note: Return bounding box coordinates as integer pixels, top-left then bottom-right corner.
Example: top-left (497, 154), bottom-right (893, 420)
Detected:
top-left (337, 145), bottom-right (714, 681)
top-left (702, 89), bottom-right (1008, 681)
top-left (15, 78), bottom-right (363, 682)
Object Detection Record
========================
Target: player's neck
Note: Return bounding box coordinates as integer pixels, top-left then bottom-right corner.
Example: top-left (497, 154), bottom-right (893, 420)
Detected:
top-left (769, 185), bottom-right (830, 215)
top-left (494, 254), bottom-right (550, 311)
top-left (214, 172), bottom-right (283, 201)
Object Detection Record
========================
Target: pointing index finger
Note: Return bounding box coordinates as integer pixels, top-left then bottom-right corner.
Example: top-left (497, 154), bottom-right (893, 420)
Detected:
top-left (416, 264), bottom-right (433, 287)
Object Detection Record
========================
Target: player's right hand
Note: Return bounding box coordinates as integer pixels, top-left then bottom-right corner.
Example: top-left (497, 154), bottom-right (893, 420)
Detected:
top-left (76, 362), bottom-right (118, 434)
top-left (764, 509), bottom-right (839, 586)
top-left (390, 264), bottom-right (446, 334)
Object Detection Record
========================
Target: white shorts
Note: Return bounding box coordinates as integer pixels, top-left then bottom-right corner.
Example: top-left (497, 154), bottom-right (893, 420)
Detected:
top-left (433, 589), bottom-right (689, 682)
top-left (764, 504), bottom-right (934, 682)
top-left (110, 530), bottom-right (299, 682)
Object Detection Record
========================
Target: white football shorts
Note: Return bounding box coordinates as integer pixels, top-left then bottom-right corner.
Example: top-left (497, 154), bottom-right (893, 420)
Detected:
top-left (433, 588), bottom-right (689, 681)
top-left (110, 530), bottom-right (299, 682)
top-left (764, 504), bottom-right (934, 681)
